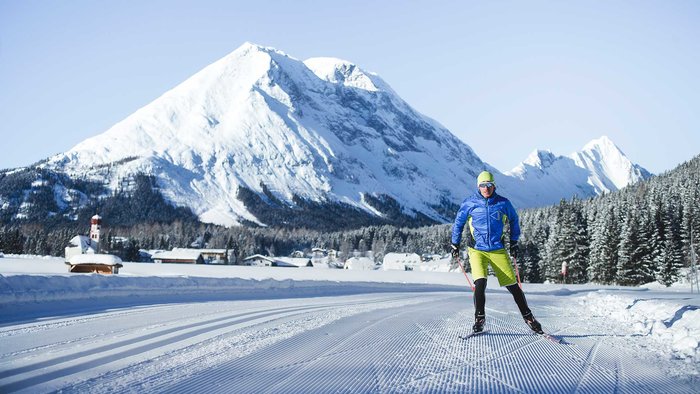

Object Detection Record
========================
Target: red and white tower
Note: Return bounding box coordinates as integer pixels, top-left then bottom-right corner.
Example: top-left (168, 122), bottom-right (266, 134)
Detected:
top-left (90, 214), bottom-right (102, 252)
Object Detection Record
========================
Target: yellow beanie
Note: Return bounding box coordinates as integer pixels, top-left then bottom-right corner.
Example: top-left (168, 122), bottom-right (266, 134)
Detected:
top-left (477, 171), bottom-right (495, 185)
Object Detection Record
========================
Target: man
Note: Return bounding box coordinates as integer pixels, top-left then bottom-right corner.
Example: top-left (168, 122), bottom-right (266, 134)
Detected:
top-left (451, 171), bottom-right (542, 334)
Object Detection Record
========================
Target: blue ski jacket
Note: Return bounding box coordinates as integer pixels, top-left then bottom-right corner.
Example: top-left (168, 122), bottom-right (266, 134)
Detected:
top-left (451, 190), bottom-right (520, 251)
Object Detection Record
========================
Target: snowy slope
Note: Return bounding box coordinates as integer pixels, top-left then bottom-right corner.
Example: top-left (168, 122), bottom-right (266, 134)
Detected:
top-left (506, 136), bottom-right (652, 206)
top-left (0, 257), bottom-right (697, 393)
top-left (44, 43), bottom-right (485, 227)
top-left (37, 43), bottom-right (650, 226)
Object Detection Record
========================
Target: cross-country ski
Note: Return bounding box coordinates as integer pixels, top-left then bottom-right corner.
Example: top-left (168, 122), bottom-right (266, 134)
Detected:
top-left (458, 330), bottom-right (489, 340)
top-left (535, 331), bottom-right (566, 345)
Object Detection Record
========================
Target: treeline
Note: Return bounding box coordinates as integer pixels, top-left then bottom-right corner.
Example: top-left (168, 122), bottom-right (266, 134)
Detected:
top-left (0, 219), bottom-right (451, 264)
top-left (517, 155), bottom-right (699, 286)
top-left (2, 155), bottom-right (699, 287)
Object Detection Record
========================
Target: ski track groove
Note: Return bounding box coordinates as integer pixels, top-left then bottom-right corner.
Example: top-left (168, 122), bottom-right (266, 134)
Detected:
top-left (0, 302), bottom-right (253, 358)
top-left (2, 291), bottom-right (696, 393)
top-left (0, 301), bottom-right (361, 393)
top-left (0, 304), bottom-right (268, 375)
top-left (407, 320), bottom-right (528, 394)
top-left (84, 294), bottom-right (429, 394)
top-left (156, 296), bottom-right (442, 394)
top-left (242, 303), bottom-right (428, 393)
top-left (489, 299), bottom-right (618, 393)
top-left (0, 305), bottom-right (300, 378)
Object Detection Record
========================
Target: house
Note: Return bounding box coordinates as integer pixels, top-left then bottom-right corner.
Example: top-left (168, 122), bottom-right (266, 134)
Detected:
top-left (311, 248), bottom-right (327, 257)
top-left (64, 235), bottom-right (97, 262)
top-left (65, 253), bottom-right (123, 274)
top-left (343, 257), bottom-right (377, 270)
top-left (151, 249), bottom-right (204, 264)
top-left (242, 254), bottom-right (276, 267)
top-left (421, 253), bottom-right (443, 262)
top-left (274, 257), bottom-right (313, 267)
top-left (382, 253), bottom-right (422, 271)
top-left (414, 256), bottom-right (453, 272)
top-left (241, 255), bottom-right (312, 268)
top-left (199, 249), bottom-right (229, 264)
top-left (310, 248), bottom-right (341, 268)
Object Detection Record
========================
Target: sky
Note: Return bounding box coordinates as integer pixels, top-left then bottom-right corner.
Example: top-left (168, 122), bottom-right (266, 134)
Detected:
top-left (1, 0), bottom-right (698, 175)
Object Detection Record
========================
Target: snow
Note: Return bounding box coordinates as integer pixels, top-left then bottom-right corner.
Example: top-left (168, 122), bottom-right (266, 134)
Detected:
top-left (382, 252), bottom-right (422, 271)
top-left (504, 135), bottom-right (651, 207)
top-left (32, 42), bottom-right (651, 229)
top-left (578, 291), bottom-right (700, 362)
top-left (67, 254), bottom-right (122, 265)
top-left (1, 255), bottom-right (698, 393)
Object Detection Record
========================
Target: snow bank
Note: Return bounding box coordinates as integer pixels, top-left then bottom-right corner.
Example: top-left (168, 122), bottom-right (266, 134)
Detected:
top-left (0, 257), bottom-right (464, 308)
top-left (579, 291), bottom-right (699, 363)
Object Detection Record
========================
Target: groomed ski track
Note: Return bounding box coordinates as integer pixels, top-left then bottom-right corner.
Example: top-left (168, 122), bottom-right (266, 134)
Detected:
top-left (1, 290), bottom-right (695, 393)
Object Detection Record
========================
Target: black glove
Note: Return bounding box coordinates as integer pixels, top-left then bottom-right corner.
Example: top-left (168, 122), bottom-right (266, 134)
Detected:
top-left (451, 243), bottom-right (460, 259)
top-left (509, 241), bottom-right (520, 259)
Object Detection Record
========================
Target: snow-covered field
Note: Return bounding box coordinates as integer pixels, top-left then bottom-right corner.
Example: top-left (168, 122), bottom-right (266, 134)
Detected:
top-left (1, 255), bottom-right (698, 393)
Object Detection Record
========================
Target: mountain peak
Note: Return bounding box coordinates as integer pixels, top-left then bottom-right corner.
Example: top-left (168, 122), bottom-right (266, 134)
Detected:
top-left (523, 149), bottom-right (557, 168)
top-left (234, 41), bottom-right (285, 57)
top-left (572, 135), bottom-right (651, 191)
top-left (504, 136), bottom-right (652, 206)
top-left (304, 57), bottom-right (387, 92)
top-left (44, 42), bottom-right (485, 227)
top-left (34, 43), bottom-right (652, 228)
top-left (582, 135), bottom-right (623, 157)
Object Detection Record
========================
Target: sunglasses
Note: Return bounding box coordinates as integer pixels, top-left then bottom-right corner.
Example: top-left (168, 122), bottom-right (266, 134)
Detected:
top-left (478, 182), bottom-right (495, 189)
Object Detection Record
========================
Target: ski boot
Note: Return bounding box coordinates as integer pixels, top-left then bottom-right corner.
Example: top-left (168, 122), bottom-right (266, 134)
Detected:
top-left (523, 312), bottom-right (543, 334)
top-left (472, 314), bottom-right (486, 333)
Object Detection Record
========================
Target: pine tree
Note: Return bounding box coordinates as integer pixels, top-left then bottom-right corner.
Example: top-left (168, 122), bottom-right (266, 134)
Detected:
top-left (543, 200), bottom-right (579, 282)
top-left (588, 203), bottom-right (618, 284)
top-left (616, 208), bottom-right (642, 285)
top-left (656, 202), bottom-right (685, 286)
top-left (520, 240), bottom-right (542, 283)
top-left (634, 198), bottom-right (655, 284)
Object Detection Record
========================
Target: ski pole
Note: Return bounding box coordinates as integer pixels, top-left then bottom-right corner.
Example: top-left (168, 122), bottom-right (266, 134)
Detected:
top-left (512, 255), bottom-right (522, 289)
top-left (455, 257), bottom-right (475, 292)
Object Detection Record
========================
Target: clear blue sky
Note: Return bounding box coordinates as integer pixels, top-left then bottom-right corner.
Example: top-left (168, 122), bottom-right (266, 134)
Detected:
top-left (1, 0), bottom-right (698, 174)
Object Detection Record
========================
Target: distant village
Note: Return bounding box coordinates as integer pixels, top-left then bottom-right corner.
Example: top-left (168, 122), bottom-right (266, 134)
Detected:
top-left (64, 215), bottom-right (454, 274)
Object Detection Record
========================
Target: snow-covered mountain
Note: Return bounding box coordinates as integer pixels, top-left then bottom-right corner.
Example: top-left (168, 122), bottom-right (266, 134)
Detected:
top-left (37, 43), bottom-right (650, 227)
top-left (42, 42), bottom-right (488, 227)
top-left (506, 136), bottom-right (652, 207)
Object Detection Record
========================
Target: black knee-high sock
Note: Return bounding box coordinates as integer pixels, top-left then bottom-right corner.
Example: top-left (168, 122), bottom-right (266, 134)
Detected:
top-left (474, 278), bottom-right (486, 317)
top-left (506, 283), bottom-right (531, 316)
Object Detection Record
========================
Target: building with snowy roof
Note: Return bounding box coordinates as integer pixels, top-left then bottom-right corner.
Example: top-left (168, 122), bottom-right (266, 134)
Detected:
top-left (64, 235), bottom-right (97, 262)
top-left (151, 249), bottom-right (204, 264)
top-left (274, 257), bottom-right (313, 267)
top-left (382, 253), bottom-right (422, 271)
top-left (198, 249), bottom-right (229, 264)
top-left (343, 257), bottom-right (377, 270)
top-left (242, 254), bottom-right (275, 266)
top-left (65, 253), bottom-right (123, 274)
top-left (241, 255), bottom-right (313, 268)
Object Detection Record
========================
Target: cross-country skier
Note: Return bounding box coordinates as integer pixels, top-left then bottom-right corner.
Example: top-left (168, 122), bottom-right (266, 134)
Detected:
top-left (451, 171), bottom-right (542, 334)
